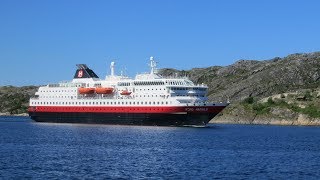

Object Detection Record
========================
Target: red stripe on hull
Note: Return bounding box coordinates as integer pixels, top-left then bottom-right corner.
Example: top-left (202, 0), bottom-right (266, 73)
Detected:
top-left (28, 106), bottom-right (226, 114)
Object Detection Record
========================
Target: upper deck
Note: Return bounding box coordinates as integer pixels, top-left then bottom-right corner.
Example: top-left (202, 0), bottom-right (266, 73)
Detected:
top-left (30, 57), bottom-right (211, 106)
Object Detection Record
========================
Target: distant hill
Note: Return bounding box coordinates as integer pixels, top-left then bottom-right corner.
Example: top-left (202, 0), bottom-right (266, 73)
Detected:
top-left (160, 52), bottom-right (320, 102)
top-left (1, 52), bottom-right (320, 125)
top-left (0, 86), bottom-right (38, 115)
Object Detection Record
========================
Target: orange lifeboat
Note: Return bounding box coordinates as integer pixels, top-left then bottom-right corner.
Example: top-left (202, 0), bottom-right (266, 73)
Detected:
top-left (78, 87), bottom-right (95, 94)
top-left (96, 87), bottom-right (114, 94)
top-left (120, 90), bottom-right (132, 95)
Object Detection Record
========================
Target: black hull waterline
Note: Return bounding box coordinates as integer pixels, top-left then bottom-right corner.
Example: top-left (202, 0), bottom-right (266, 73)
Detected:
top-left (28, 112), bottom-right (218, 127)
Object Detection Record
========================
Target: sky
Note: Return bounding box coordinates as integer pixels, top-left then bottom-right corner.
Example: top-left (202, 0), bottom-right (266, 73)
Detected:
top-left (1, 0), bottom-right (320, 86)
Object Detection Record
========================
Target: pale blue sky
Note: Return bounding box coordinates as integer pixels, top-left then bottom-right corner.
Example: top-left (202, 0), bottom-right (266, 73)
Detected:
top-left (1, 0), bottom-right (320, 86)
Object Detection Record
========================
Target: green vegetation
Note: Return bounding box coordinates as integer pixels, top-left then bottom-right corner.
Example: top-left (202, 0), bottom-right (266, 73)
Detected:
top-left (0, 86), bottom-right (38, 115)
top-left (0, 93), bottom-right (29, 114)
top-left (304, 91), bottom-right (313, 101)
top-left (299, 104), bottom-right (320, 118)
top-left (243, 97), bottom-right (254, 104)
top-left (241, 92), bottom-right (320, 118)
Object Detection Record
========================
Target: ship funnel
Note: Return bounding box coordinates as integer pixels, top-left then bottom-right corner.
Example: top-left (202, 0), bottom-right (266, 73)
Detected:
top-left (110, 62), bottom-right (115, 76)
top-left (74, 64), bottom-right (99, 79)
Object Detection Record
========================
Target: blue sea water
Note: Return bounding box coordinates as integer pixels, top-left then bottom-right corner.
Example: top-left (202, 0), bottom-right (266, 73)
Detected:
top-left (0, 116), bottom-right (319, 179)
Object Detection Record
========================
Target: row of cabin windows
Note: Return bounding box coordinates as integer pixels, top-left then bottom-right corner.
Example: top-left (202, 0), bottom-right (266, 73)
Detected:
top-left (171, 87), bottom-right (188, 91)
top-left (39, 86), bottom-right (204, 93)
top-left (134, 81), bottom-right (165, 86)
top-left (40, 94), bottom-right (167, 98)
top-left (136, 88), bottom-right (165, 91)
top-left (138, 95), bottom-right (168, 98)
top-left (31, 101), bottom-right (171, 105)
top-left (40, 88), bottom-right (168, 93)
top-left (174, 94), bottom-right (205, 97)
top-left (48, 84), bottom-right (83, 87)
top-left (39, 94), bottom-right (169, 99)
top-left (39, 87), bottom-right (204, 93)
top-left (40, 96), bottom-right (76, 99)
top-left (166, 81), bottom-right (184, 86)
top-left (171, 87), bottom-right (206, 91)
top-left (193, 87), bottom-right (206, 91)
top-left (118, 82), bottom-right (131, 86)
top-left (40, 90), bottom-right (77, 93)
top-left (120, 81), bottom-right (186, 86)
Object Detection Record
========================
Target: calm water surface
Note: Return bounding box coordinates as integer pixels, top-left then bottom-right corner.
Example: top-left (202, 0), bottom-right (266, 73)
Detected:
top-left (0, 116), bottom-right (319, 179)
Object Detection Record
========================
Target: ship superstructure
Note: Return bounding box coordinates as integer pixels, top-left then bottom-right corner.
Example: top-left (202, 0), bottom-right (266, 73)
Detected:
top-left (28, 57), bottom-right (228, 126)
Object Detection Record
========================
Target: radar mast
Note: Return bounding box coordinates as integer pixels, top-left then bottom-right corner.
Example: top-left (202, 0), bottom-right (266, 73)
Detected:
top-left (149, 56), bottom-right (157, 74)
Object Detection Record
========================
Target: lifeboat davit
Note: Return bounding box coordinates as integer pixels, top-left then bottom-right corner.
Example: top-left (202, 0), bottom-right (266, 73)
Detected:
top-left (96, 87), bottom-right (114, 94)
top-left (120, 90), bottom-right (132, 95)
top-left (78, 87), bottom-right (95, 94)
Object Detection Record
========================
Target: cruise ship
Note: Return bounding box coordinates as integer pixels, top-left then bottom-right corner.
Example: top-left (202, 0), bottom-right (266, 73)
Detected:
top-left (28, 57), bottom-right (229, 126)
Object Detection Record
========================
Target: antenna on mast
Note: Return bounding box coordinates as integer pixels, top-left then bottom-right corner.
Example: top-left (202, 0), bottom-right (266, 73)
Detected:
top-left (110, 62), bottom-right (115, 76)
top-left (149, 56), bottom-right (157, 74)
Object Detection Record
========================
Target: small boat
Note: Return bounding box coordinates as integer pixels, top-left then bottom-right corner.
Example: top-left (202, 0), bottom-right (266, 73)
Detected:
top-left (78, 87), bottom-right (95, 94)
top-left (120, 90), bottom-right (132, 95)
top-left (96, 87), bottom-right (114, 94)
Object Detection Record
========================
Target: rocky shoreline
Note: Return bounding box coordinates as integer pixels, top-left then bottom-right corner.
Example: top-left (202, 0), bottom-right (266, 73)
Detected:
top-left (210, 114), bottom-right (320, 126)
top-left (0, 113), bottom-right (28, 117)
